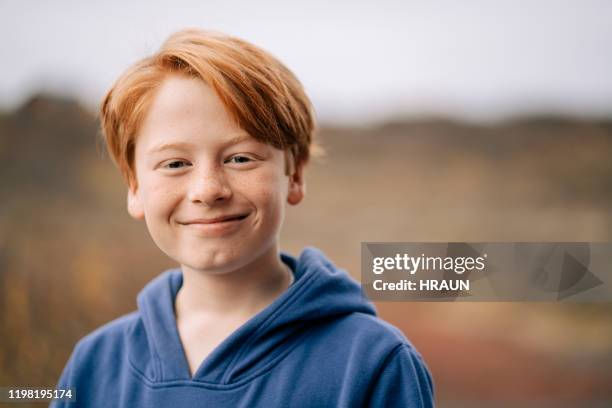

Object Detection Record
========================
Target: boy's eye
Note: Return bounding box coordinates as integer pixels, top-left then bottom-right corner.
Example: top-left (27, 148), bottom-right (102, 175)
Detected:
top-left (163, 160), bottom-right (189, 169)
top-left (226, 155), bottom-right (254, 164)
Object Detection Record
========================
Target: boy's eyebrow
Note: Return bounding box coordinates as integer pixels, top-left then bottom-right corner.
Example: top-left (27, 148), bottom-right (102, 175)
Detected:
top-left (147, 133), bottom-right (253, 154)
top-left (221, 133), bottom-right (253, 147)
top-left (148, 141), bottom-right (196, 153)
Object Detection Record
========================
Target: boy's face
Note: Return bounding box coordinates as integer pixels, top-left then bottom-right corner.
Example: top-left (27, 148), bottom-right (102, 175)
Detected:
top-left (127, 74), bottom-right (304, 274)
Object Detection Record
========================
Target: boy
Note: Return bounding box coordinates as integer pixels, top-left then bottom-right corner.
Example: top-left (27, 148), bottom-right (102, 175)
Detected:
top-left (53, 29), bottom-right (434, 407)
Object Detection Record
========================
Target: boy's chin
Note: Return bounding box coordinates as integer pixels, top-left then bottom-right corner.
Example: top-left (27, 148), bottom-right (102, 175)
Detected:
top-left (160, 234), bottom-right (280, 275)
top-left (174, 249), bottom-right (257, 276)
top-left (175, 258), bottom-right (232, 275)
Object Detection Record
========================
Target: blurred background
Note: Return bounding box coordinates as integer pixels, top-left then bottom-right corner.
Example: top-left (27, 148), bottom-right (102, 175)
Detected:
top-left (1, 1), bottom-right (611, 407)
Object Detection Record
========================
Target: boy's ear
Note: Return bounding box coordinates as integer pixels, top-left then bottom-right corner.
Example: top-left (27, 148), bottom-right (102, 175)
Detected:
top-left (127, 184), bottom-right (145, 220)
top-left (287, 163), bottom-right (305, 206)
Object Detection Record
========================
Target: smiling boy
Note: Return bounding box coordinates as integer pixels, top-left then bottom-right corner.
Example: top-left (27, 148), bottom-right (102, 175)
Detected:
top-left (53, 29), bottom-right (434, 407)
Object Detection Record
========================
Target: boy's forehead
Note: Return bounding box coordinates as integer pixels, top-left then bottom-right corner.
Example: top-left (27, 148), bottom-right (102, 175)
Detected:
top-left (143, 75), bottom-right (234, 129)
top-left (137, 75), bottom-right (252, 150)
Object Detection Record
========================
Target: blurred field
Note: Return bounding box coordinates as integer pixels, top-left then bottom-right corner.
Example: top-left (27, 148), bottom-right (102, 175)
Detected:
top-left (1, 95), bottom-right (611, 407)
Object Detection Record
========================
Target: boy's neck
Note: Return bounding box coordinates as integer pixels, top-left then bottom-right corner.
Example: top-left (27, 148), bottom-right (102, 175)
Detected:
top-left (174, 245), bottom-right (293, 319)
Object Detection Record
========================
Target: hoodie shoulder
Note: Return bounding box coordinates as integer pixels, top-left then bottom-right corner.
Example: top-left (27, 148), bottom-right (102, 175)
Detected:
top-left (66, 311), bottom-right (140, 380)
top-left (334, 313), bottom-right (434, 407)
top-left (328, 311), bottom-right (418, 356)
top-left (346, 312), bottom-right (412, 345)
top-left (76, 310), bottom-right (140, 352)
top-left (54, 310), bottom-right (142, 404)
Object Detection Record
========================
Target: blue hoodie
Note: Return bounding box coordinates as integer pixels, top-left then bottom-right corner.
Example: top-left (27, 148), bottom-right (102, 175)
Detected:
top-left (52, 248), bottom-right (434, 407)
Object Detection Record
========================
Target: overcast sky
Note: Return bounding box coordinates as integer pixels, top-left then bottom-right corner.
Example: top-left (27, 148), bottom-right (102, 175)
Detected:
top-left (1, 0), bottom-right (611, 124)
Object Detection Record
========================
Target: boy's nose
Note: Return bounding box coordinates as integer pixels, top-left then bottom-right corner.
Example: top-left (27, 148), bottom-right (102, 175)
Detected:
top-left (188, 168), bottom-right (233, 205)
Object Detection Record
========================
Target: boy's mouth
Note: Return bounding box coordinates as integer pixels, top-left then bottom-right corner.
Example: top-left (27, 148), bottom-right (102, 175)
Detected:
top-left (180, 213), bottom-right (251, 225)
top-left (177, 212), bottom-right (251, 236)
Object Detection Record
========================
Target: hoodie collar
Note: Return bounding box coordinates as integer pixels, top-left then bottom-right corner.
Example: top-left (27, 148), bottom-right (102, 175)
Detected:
top-left (135, 247), bottom-right (376, 384)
